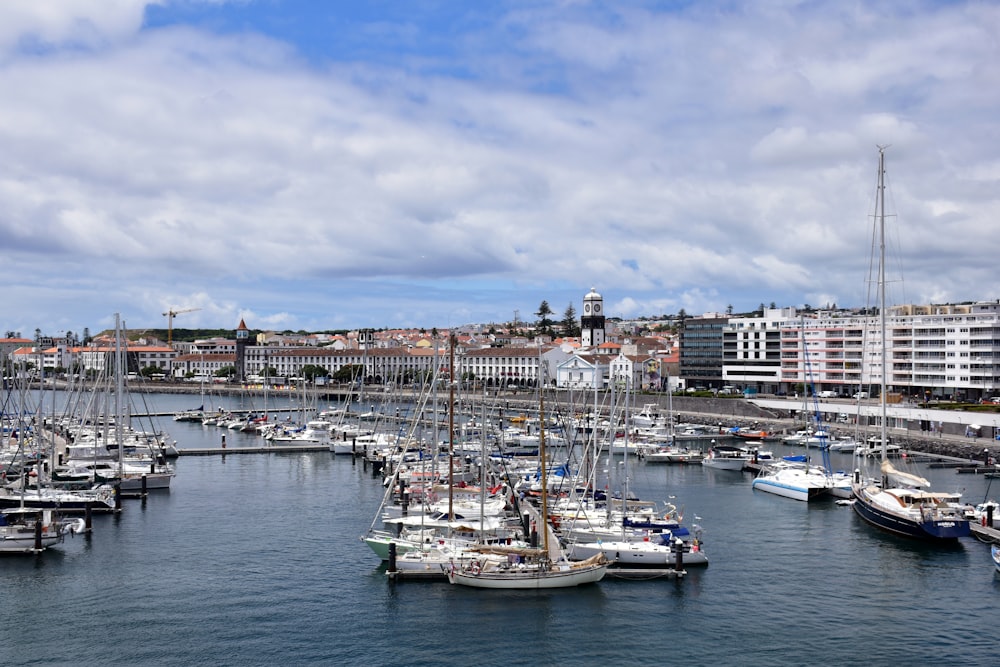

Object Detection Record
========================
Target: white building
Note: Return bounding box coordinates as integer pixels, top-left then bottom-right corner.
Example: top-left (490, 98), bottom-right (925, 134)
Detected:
top-left (556, 355), bottom-right (607, 390)
top-left (720, 301), bottom-right (1000, 400)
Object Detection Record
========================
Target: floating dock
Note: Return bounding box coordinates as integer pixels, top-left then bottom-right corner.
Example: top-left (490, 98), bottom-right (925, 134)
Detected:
top-left (970, 522), bottom-right (1000, 544)
top-left (177, 445), bottom-right (330, 456)
top-left (604, 567), bottom-right (686, 580)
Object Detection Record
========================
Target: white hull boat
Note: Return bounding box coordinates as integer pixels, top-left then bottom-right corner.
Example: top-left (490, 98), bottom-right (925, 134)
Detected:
top-left (701, 446), bottom-right (750, 471)
top-left (0, 508), bottom-right (87, 553)
top-left (446, 554), bottom-right (607, 589)
top-left (568, 536), bottom-right (707, 567)
top-left (752, 466), bottom-right (831, 501)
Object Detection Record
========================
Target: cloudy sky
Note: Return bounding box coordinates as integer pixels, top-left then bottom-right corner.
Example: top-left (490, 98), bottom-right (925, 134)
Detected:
top-left (2, 1), bottom-right (998, 338)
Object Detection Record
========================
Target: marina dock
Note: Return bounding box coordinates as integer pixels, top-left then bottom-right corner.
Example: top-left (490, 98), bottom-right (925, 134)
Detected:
top-left (177, 444), bottom-right (330, 455)
top-left (970, 522), bottom-right (1000, 543)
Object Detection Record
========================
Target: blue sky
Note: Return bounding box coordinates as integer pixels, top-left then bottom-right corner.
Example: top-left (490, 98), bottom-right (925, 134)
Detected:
top-left (1, 1), bottom-right (998, 337)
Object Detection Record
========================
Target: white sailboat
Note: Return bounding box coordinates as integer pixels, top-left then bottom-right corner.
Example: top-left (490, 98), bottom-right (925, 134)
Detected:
top-left (447, 363), bottom-right (608, 589)
top-left (566, 377), bottom-right (706, 568)
top-left (850, 147), bottom-right (970, 541)
top-left (0, 507), bottom-right (86, 554)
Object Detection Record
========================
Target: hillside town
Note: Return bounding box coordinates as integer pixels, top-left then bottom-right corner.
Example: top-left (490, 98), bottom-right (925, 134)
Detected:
top-left (3, 288), bottom-right (1000, 404)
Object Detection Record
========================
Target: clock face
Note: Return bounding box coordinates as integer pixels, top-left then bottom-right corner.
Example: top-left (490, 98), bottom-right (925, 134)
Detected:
top-left (584, 304), bottom-right (591, 314)
top-left (594, 304), bottom-right (601, 313)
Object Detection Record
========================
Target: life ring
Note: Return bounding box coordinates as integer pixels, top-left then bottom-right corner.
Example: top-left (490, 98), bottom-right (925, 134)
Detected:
top-left (470, 560), bottom-right (481, 575)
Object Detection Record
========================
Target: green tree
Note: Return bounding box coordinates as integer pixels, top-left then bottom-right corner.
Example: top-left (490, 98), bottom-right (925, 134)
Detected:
top-left (536, 300), bottom-right (555, 335)
top-left (300, 364), bottom-right (327, 381)
top-left (561, 303), bottom-right (580, 337)
top-left (332, 364), bottom-right (363, 383)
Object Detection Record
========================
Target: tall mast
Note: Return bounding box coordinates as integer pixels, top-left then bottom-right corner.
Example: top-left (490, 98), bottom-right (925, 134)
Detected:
top-left (538, 369), bottom-right (550, 558)
top-left (448, 334), bottom-right (455, 521)
top-left (877, 146), bottom-right (889, 462)
top-left (115, 313), bottom-right (125, 475)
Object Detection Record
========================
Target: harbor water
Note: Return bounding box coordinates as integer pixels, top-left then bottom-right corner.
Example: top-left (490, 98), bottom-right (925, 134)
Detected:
top-left (3, 392), bottom-right (999, 666)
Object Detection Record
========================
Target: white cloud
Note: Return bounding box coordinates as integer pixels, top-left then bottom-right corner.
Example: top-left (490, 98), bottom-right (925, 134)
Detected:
top-left (0, 1), bottom-right (998, 334)
top-left (0, 0), bottom-right (151, 53)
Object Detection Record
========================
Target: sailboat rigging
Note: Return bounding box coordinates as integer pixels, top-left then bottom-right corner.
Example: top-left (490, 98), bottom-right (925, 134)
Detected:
top-left (850, 147), bottom-right (970, 541)
top-left (445, 348), bottom-right (608, 588)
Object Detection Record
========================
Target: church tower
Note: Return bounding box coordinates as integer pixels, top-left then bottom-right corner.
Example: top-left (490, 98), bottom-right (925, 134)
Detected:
top-left (235, 318), bottom-right (250, 383)
top-left (581, 287), bottom-right (606, 347)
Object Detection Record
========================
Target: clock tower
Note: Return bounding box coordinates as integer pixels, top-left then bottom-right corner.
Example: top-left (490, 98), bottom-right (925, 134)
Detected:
top-left (235, 318), bottom-right (250, 384)
top-left (581, 287), bottom-right (606, 348)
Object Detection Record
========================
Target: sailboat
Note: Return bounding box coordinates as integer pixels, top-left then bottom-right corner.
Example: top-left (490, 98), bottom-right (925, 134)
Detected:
top-left (446, 364), bottom-right (608, 589)
top-left (850, 147), bottom-right (970, 541)
top-left (0, 507), bottom-right (86, 553)
top-left (565, 377), bottom-right (706, 568)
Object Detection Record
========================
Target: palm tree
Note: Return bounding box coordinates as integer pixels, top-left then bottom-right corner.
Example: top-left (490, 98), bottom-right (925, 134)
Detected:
top-left (536, 300), bottom-right (555, 336)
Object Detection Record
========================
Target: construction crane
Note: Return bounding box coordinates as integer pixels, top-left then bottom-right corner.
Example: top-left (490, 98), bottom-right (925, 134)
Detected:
top-left (163, 307), bottom-right (201, 346)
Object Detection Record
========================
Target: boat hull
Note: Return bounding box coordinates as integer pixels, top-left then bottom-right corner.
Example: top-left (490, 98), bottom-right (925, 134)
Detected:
top-left (0, 490), bottom-right (116, 513)
top-left (701, 458), bottom-right (748, 471)
top-left (751, 477), bottom-right (827, 502)
top-left (118, 473), bottom-right (173, 491)
top-left (446, 562), bottom-right (607, 589)
top-left (568, 540), bottom-right (708, 567)
top-left (645, 451), bottom-right (704, 464)
top-left (0, 520), bottom-right (67, 553)
top-left (852, 485), bottom-right (970, 540)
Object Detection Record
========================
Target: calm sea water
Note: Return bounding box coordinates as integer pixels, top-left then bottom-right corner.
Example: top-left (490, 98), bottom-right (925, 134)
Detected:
top-left (3, 392), bottom-right (999, 666)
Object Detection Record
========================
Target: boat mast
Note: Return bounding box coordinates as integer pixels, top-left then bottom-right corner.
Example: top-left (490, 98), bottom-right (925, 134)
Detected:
top-left (621, 374), bottom-right (630, 538)
top-left (448, 334), bottom-right (455, 522)
top-left (877, 146), bottom-right (889, 463)
top-left (115, 314), bottom-right (125, 477)
top-left (538, 363), bottom-right (550, 559)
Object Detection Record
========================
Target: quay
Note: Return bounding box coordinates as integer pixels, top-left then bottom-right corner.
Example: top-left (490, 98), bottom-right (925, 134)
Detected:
top-left (177, 444), bottom-right (330, 456)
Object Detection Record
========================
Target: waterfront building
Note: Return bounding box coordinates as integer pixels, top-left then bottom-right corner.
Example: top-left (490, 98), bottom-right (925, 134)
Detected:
top-left (722, 307), bottom-right (795, 394)
top-left (0, 336), bottom-right (33, 366)
top-left (608, 352), bottom-right (654, 391)
top-left (10, 338), bottom-right (176, 376)
top-left (555, 354), bottom-right (610, 390)
top-left (718, 301), bottom-right (1000, 401)
top-left (679, 314), bottom-right (729, 390)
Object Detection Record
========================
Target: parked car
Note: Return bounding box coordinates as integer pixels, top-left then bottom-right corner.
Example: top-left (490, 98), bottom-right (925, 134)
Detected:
top-left (853, 391), bottom-right (870, 399)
